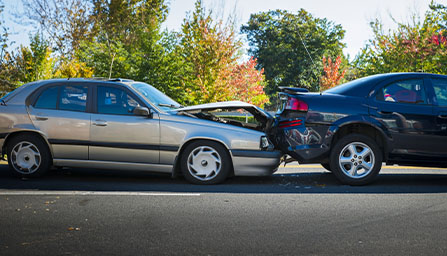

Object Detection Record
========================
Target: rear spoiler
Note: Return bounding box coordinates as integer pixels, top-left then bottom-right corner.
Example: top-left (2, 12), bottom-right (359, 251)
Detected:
top-left (279, 87), bottom-right (309, 94)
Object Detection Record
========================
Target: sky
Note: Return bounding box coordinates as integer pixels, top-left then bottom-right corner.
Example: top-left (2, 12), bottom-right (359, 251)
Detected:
top-left (1, 0), bottom-right (436, 60)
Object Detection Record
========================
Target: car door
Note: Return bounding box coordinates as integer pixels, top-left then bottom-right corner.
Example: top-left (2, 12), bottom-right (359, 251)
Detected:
top-left (428, 78), bottom-right (447, 159)
top-left (28, 83), bottom-right (91, 160)
top-left (89, 84), bottom-right (160, 164)
top-left (370, 78), bottom-right (438, 157)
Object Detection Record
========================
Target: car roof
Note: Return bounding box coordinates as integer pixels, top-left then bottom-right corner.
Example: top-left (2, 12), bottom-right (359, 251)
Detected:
top-left (325, 72), bottom-right (447, 97)
top-left (37, 78), bottom-right (135, 86)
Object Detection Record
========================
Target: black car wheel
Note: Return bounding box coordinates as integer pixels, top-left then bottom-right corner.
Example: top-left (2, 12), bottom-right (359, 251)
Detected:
top-left (7, 134), bottom-right (51, 178)
top-left (330, 134), bottom-right (382, 185)
top-left (180, 140), bottom-right (231, 185)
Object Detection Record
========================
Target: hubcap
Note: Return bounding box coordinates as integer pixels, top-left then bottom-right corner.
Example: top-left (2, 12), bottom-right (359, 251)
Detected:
top-left (187, 146), bottom-right (222, 181)
top-left (11, 141), bottom-right (41, 174)
top-left (338, 142), bottom-right (375, 179)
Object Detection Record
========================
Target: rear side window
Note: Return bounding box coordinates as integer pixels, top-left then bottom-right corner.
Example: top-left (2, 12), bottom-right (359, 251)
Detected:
top-left (431, 79), bottom-right (447, 107)
top-left (378, 79), bottom-right (427, 104)
top-left (59, 85), bottom-right (88, 112)
top-left (35, 86), bottom-right (59, 109)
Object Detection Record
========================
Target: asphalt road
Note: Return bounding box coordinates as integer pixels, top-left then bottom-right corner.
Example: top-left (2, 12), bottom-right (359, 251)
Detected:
top-left (1, 161), bottom-right (447, 256)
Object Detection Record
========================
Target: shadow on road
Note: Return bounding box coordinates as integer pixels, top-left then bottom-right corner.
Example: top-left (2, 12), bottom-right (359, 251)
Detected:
top-left (0, 163), bottom-right (446, 194)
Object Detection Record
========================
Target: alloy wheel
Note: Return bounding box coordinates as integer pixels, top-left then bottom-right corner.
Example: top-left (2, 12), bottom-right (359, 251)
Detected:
top-left (338, 142), bottom-right (375, 179)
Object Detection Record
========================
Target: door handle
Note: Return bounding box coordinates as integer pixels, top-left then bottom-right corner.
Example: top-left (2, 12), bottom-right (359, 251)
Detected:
top-left (378, 110), bottom-right (393, 115)
top-left (93, 120), bottom-right (108, 127)
top-left (438, 115), bottom-right (447, 119)
top-left (35, 116), bottom-right (48, 121)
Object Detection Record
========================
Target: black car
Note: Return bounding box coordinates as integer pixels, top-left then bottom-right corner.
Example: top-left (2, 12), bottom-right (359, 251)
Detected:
top-left (274, 73), bottom-right (447, 185)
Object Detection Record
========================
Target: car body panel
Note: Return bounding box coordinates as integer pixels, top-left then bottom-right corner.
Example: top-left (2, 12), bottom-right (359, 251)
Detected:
top-left (429, 78), bottom-right (447, 158)
top-left (0, 79), bottom-right (281, 178)
top-left (28, 106), bottom-right (91, 160)
top-left (276, 93), bottom-right (372, 162)
top-left (276, 72), bottom-right (447, 168)
top-left (89, 113), bottom-right (161, 164)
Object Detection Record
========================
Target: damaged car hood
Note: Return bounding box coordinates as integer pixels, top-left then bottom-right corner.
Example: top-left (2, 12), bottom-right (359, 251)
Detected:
top-left (174, 101), bottom-right (274, 133)
top-left (175, 101), bottom-right (273, 119)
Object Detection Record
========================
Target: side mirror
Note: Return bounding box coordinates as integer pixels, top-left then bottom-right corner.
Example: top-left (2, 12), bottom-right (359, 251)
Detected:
top-left (133, 106), bottom-right (152, 117)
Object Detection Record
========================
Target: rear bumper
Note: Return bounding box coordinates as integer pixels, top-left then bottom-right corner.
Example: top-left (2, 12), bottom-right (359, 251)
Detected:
top-left (274, 123), bottom-right (331, 163)
top-left (231, 150), bottom-right (282, 176)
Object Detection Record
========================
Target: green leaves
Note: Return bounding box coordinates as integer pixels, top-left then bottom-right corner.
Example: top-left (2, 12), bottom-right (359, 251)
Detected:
top-left (355, 4), bottom-right (447, 76)
top-left (241, 9), bottom-right (345, 95)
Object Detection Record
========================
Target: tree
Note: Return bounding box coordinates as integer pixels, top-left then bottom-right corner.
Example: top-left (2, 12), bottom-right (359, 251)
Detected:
top-left (54, 57), bottom-right (93, 78)
top-left (78, 0), bottom-right (168, 79)
top-left (319, 55), bottom-right (346, 91)
top-left (173, 0), bottom-right (268, 107)
top-left (241, 9), bottom-right (345, 95)
top-left (21, 0), bottom-right (93, 56)
top-left (224, 57), bottom-right (269, 107)
top-left (14, 34), bottom-right (55, 83)
top-left (0, 1), bottom-right (20, 95)
top-left (354, 1), bottom-right (447, 76)
top-left (177, 0), bottom-right (240, 104)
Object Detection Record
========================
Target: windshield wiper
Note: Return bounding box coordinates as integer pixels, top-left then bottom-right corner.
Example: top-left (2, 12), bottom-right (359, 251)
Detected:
top-left (158, 103), bottom-right (183, 109)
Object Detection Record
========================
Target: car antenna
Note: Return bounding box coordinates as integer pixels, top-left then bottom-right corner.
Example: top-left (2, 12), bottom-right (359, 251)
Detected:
top-left (296, 25), bottom-right (318, 94)
top-left (296, 26), bottom-right (315, 66)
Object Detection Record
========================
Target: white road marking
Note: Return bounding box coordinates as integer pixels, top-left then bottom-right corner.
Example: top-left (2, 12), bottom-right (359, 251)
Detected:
top-left (0, 190), bottom-right (201, 196)
top-left (281, 165), bottom-right (447, 170)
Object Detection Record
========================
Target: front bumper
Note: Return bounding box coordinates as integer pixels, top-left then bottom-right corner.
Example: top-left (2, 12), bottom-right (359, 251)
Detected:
top-left (231, 150), bottom-right (282, 176)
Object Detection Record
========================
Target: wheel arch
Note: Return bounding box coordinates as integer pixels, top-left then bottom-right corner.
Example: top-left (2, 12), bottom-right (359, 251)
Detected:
top-left (3, 130), bottom-right (54, 159)
top-left (172, 138), bottom-right (234, 177)
top-left (330, 121), bottom-right (390, 161)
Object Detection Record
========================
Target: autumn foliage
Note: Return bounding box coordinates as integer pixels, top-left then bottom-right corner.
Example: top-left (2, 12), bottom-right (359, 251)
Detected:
top-left (224, 57), bottom-right (269, 107)
top-left (319, 56), bottom-right (346, 91)
top-left (180, 1), bottom-right (268, 107)
top-left (355, 3), bottom-right (447, 76)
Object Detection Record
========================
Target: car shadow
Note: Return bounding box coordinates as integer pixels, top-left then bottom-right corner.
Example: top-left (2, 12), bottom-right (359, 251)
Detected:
top-left (0, 163), bottom-right (446, 194)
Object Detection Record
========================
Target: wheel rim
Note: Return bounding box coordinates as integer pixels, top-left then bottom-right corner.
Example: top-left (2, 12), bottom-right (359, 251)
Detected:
top-left (11, 141), bottom-right (41, 174)
top-left (187, 146), bottom-right (222, 181)
top-left (338, 142), bottom-right (375, 179)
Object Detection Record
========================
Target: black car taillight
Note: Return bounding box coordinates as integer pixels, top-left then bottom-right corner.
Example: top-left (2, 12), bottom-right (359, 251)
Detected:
top-left (285, 97), bottom-right (308, 111)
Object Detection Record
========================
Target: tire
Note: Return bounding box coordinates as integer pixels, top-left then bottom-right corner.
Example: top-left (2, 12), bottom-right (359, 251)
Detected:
top-left (330, 134), bottom-right (382, 185)
top-left (7, 134), bottom-right (51, 178)
top-left (321, 163), bottom-right (332, 172)
top-left (180, 140), bottom-right (231, 185)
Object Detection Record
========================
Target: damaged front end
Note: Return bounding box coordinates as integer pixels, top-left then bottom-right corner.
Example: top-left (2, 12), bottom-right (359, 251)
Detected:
top-left (175, 101), bottom-right (276, 135)
top-left (174, 100), bottom-right (328, 165)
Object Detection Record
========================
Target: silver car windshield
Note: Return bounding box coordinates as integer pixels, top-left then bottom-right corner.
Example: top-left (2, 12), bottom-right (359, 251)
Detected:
top-left (131, 82), bottom-right (182, 111)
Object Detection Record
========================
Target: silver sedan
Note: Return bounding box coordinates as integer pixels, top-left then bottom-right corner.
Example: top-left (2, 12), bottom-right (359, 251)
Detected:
top-left (0, 78), bottom-right (281, 184)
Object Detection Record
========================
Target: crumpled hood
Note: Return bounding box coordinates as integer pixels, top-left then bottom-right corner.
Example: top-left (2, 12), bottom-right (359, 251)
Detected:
top-left (175, 101), bottom-right (273, 119)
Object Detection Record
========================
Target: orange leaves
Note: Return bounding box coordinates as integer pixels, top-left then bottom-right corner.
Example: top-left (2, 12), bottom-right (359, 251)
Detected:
top-left (319, 55), bottom-right (346, 91)
top-left (223, 57), bottom-right (269, 108)
top-left (181, 1), bottom-right (267, 107)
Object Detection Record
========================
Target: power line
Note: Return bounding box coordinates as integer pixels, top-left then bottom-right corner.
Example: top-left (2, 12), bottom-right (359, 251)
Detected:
top-left (296, 26), bottom-right (315, 66)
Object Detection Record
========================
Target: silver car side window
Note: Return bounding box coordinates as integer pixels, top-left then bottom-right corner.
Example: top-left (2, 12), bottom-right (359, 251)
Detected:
top-left (35, 86), bottom-right (59, 110)
top-left (59, 85), bottom-right (88, 112)
top-left (97, 86), bottom-right (140, 115)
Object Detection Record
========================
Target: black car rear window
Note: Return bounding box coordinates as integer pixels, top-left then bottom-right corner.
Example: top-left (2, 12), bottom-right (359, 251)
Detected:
top-left (324, 75), bottom-right (385, 96)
